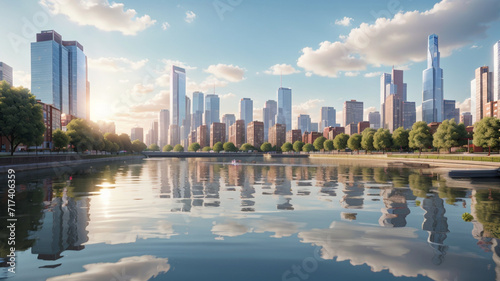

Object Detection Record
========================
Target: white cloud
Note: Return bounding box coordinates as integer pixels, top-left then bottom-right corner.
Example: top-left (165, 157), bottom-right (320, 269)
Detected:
top-left (161, 59), bottom-right (197, 71)
top-left (13, 70), bottom-right (31, 88)
top-left (364, 72), bottom-right (381, 78)
top-left (47, 255), bottom-right (170, 281)
top-left (211, 221), bottom-right (249, 237)
top-left (40, 0), bottom-right (156, 35)
top-left (292, 99), bottom-right (325, 114)
top-left (88, 57), bottom-right (148, 72)
top-left (130, 90), bottom-right (169, 113)
top-left (185, 10), bottom-right (196, 23)
top-left (416, 105), bottom-right (422, 122)
top-left (132, 83), bottom-right (154, 94)
top-left (155, 73), bottom-right (170, 88)
top-left (187, 76), bottom-right (228, 93)
top-left (344, 71), bottom-right (359, 77)
top-left (335, 16), bottom-right (353, 26)
top-left (221, 93), bottom-right (236, 99)
top-left (204, 64), bottom-right (245, 82)
top-left (364, 106), bottom-right (377, 120)
top-left (297, 0), bottom-right (500, 77)
top-left (161, 22), bottom-right (170, 30)
top-left (456, 97), bottom-right (471, 113)
top-left (305, 72), bottom-right (313, 77)
top-left (264, 64), bottom-right (300, 75)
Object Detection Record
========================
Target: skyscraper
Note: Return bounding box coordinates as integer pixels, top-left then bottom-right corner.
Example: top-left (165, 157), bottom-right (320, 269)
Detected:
top-left (222, 114), bottom-right (236, 140)
top-left (150, 120), bottom-right (158, 146)
top-left (473, 66), bottom-right (493, 122)
top-left (276, 87), bottom-right (292, 132)
top-left (402, 102), bottom-right (416, 130)
top-left (263, 100), bottom-right (277, 141)
top-left (131, 127), bottom-right (144, 143)
top-left (31, 30), bottom-right (89, 119)
top-left (470, 79), bottom-right (476, 123)
top-left (204, 94), bottom-right (220, 130)
top-left (191, 91), bottom-right (204, 131)
top-left (343, 100), bottom-right (363, 127)
top-left (170, 65), bottom-right (186, 145)
top-left (229, 120), bottom-right (246, 148)
top-left (310, 122), bottom-right (318, 133)
top-left (422, 34), bottom-right (444, 123)
top-left (380, 73), bottom-right (392, 127)
top-left (0, 62), bottom-right (13, 85)
top-left (368, 111), bottom-right (381, 129)
top-left (297, 114), bottom-right (311, 133)
top-left (239, 98), bottom-right (253, 129)
top-left (381, 68), bottom-right (408, 132)
top-left (320, 107), bottom-right (336, 132)
top-left (494, 41), bottom-right (500, 101)
top-left (159, 109), bottom-right (170, 147)
top-left (443, 100), bottom-right (459, 123)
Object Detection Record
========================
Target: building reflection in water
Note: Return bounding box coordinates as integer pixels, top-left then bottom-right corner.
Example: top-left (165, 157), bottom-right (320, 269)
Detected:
top-left (379, 188), bottom-right (413, 227)
top-left (421, 193), bottom-right (449, 265)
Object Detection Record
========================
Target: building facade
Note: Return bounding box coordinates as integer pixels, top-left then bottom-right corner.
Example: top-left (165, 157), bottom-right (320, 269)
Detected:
top-left (357, 121), bottom-right (370, 134)
top-left (460, 112), bottom-right (473, 127)
top-left (286, 129), bottom-right (302, 144)
top-left (169, 66), bottom-right (186, 145)
top-left (196, 125), bottom-right (207, 148)
top-left (320, 107), bottom-right (336, 132)
top-left (210, 122), bottom-right (226, 147)
top-left (268, 123), bottom-right (286, 149)
top-left (402, 102), bottom-right (416, 130)
top-left (247, 121), bottom-right (264, 149)
top-left (472, 66), bottom-right (493, 122)
top-left (0, 62), bottom-right (13, 85)
top-left (343, 100), bottom-right (363, 127)
top-left (494, 41), bottom-right (500, 101)
top-left (205, 94), bottom-right (220, 131)
top-left (38, 101), bottom-right (61, 149)
top-left (276, 87), bottom-right (292, 132)
top-left (368, 111), bottom-right (381, 129)
top-left (229, 120), bottom-right (246, 148)
top-left (345, 123), bottom-right (358, 135)
top-left (297, 114), bottom-right (311, 133)
top-left (263, 100), bottom-right (277, 141)
top-left (443, 100), bottom-right (460, 123)
top-left (159, 109), bottom-right (170, 147)
top-left (222, 114), bottom-right (236, 140)
top-left (239, 98), bottom-right (253, 128)
top-left (131, 127), bottom-right (144, 143)
top-left (328, 127), bottom-right (345, 140)
top-left (422, 34), bottom-right (444, 123)
top-left (191, 91), bottom-right (204, 132)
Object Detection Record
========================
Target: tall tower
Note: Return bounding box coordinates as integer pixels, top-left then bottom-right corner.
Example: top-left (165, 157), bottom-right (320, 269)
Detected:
top-left (191, 91), bottom-right (204, 131)
top-left (320, 106), bottom-right (336, 131)
top-left (276, 87), bottom-right (292, 132)
top-left (422, 34), bottom-right (444, 123)
top-left (159, 109), bottom-right (170, 147)
top-left (263, 100), bottom-right (277, 141)
top-left (204, 94), bottom-right (220, 131)
top-left (239, 98), bottom-right (253, 128)
top-left (169, 65), bottom-right (186, 145)
top-left (494, 41), bottom-right (500, 101)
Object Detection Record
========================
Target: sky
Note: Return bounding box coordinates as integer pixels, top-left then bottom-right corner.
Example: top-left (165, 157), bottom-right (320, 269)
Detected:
top-left (1, 0), bottom-right (500, 135)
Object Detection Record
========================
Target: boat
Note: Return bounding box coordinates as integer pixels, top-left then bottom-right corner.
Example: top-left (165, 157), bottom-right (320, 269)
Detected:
top-left (448, 168), bottom-right (500, 178)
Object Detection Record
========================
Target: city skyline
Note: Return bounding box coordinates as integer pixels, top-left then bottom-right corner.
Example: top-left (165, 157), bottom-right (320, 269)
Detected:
top-left (1, 0), bottom-right (500, 135)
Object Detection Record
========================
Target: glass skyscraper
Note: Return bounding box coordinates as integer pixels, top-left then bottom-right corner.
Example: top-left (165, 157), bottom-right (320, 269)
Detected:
top-left (263, 100), bottom-right (277, 141)
top-left (239, 98), bottom-right (253, 128)
top-left (422, 34), bottom-right (444, 123)
top-left (191, 91), bottom-right (204, 132)
top-left (297, 114), bottom-right (311, 133)
top-left (31, 30), bottom-right (88, 119)
top-left (204, 94), bottom-right (220, 130)
top-left (276, 87), bottom-right (292, 132)
top-left (320, 106), bottom-right (336, 131)
top-left (170, 66), bottom-right (186, 127)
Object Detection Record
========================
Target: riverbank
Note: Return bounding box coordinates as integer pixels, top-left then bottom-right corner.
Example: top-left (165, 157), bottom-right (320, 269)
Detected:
top-left (0, 154), bottom-right (145, 173)
top-left (143, 151), bottom-right (264, 158)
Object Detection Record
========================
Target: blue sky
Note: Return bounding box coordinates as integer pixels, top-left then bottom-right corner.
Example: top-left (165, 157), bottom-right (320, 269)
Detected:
top-left (1, 0), bottom-right (499, 134)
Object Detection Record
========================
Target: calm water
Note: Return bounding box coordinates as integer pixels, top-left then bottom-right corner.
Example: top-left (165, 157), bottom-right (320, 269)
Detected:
top-left (1, 157), bottom-right (500, 281)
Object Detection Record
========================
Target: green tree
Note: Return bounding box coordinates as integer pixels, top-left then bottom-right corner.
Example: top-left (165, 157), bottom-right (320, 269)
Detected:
top-left (392, 127), bottom-right (409, 151)
top-left (281, 142), bottom-right (293, 152)
top-left (131, 139), bottom-right (147, 152)
top-left (0, 82), bottom-right (45, 155)
top-left (323, 139), bottom-right (334, 151)
top-left (104, 133), bottom-right (121, 149)
top-left (373, 128), bottom-right (392, 153)
top-left (240, 143), bottom-right (254, 152)
top-left (52, 129), bottom-right (69, 152)
top-left (223, 142), bottom-right (237, 152)
top-left (118, 133), bottom-right (132, 152)
top-left (333, 133), bottom-right (349, 150)
top-left (347, 134), bottom-right (362, 153)
top-left (302, 143), bottom-right (314, 152)
top-left (202, 146), bottom-right (212, 152)
top-left (293, 141), bottom-right (304, 152)
top-left (66, 119), bottom-right (94, 153)
top-left (213, 142), bottom-right (223, 152)
top-left (313, 136), bottom-right (326, 151)
top-left (104, 139), bottom-right (119, 153)
top-left (162, 144), bottom-right (173, 152)
top-left (409, 121), bottom-right (432, 155)
top-left (260, 142), bottom-right (273, 152)
top-left (90, 123), bottom-right (105, 153)
top-left (473, 117), bottom-right (500, 156)
top-left (173, 144), bottom-right (184, 152)
top-left (361, 128), bottom-right (376, 152)
top-left (148, 143), bottom-right (160, 151)
top-left (189, 142), bottom-right (201, 152)
top-left (433, 119), bottom-right (461, 153)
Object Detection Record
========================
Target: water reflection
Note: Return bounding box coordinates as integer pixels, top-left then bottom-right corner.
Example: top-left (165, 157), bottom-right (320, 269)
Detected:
top-left (2, 158), bottom-right (500, 281)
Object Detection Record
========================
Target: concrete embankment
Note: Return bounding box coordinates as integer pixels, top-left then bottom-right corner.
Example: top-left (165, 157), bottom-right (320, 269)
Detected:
top-left (0, 155), bottom-right (145, 173)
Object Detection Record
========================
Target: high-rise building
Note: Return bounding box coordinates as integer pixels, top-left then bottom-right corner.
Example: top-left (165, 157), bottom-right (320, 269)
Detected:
top-left (402, 102), bottom-right (416, 130)
top-left (460, 112), bottom-right (473, 127)
top-left (263, 100), bottom-right (277, 141)
top-left (380, 73), bottom-right (392, 127)
top-left (150, 120), bottom-right (158, 146)
top-left (345, 123), bottom-right (357, 135)
top-left (473, 66), bottom-right (493, 122)
top-left (381, 68), bottom-right (408, 132)
top-left (131, 127), bottom-right (144, 143)
top-left (229, 120), bottom-right (246, 148)
top-left (357, 121), bottom-right (370, 134)
top-left (31, 30), bottom-right (89, 119)
top-left (38, 101), bottom-right (61, 149)
top-left (368, 111), bottom-right (381, 129)
top-left (191, 91), bottom-right (204, 132)
top-left (159, 109), bottom-right (170, 147)
top-left (494, 41), bottom-right (500, 101)
top-left (169, 124), bottom-right (180, 146)
top-left (222, 114), bottom-right (236, 140)
top-left (343, 100), bottom-right (363, 127)
top-left (320, 107), bottom-right (336, 132)
top-left (205, 94), bottom-right (220, 131)
top-left (170, 66), bottom-right (186, 145)
top-left (276, 87), bottom-right (292, 132)
top-left (97, 120), bottom-right (115, 135)
top-left (268, 123), bottom-right (286, 148)
top-left (183, 96), bottom-right (191, 143)
top-left (247, 121), bottom-right (264, 149)
top-left (210, 122), bottom-right (226, 147)
top-left (196, 125), bottom-right (207, 148)
top-left (286, 129), bottom-right (302, 144)
top-left (297, 114), bottom-right (311, 133)
top-left (422, 34), bottom-right (444, 123)
top-left (239, 98), bottom-right (253, 128)
top-left (310, 122), bottom-right (319, 133)
top-left (470, 79), bottom-right (477, 124)
top-left (0, 62), bottom-right (13, 85)
top-left (443, 100), bottom-right (460, 123)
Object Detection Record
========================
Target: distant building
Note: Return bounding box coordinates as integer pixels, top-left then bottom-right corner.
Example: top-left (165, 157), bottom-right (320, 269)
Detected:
top-left (460, 112), bottom-right (473, 127)
top-left (169, 65), bottom-right (186, 145)
top-left (368, 111), bottom-right (381, 129)
top-left (402, 102), bottom-right (416, 130)
top-left (343, 100), bottom-right (363, 127)
top-left (131, 127), bottom-right (144, 143)
top-left (484, 100), bottom-right (500, 119)
top-left (239, 98), bottom-right (253, 128)
top-left (428, 122), bottom-right (441, 135)
top-left (210, 122), bottom-right (226, 147)
top-left (38, 101), bottom-right (61, 149)
top-left (150, 120), bottom-right (158, 146)
top-left (222, 114), bottom-right (236, 140)
top-left (494, 41), bottom-right (500, 100)
top-left (328, 127), bottom-right (345, 140)
top-left (443, 100), bottom-right (460, 123)
top-left (159, 109), bottom-right (170, 147)
top-left (320, 107), bottom-right (336, 132)
top-left (191, 91), bottom-right (204, 131)
top-left (229, 120), bottom-right (246, 148)
top-left (310, 122), bottom-right (319, 133)
top-left (97, 120), bottom-right (115, 135)
top-left (263, 100), bottom-right (277, 141)
top-left (169, 124), bottom-right (180, 146)
top-left (196, 125), bottom-right (207, 148)
top-left (268, 123), bottom-right (286, 148)
top-left (472, 66), bottom-right (493, 122)
top-left (276, 87), bottom-right (292, 132)
top-left (188, 130), bottom-right (197, 147)
top-left (384, 94), bottom-right (402, 132)
top-left (381, 68), bottom-right (407, 132)
top-left (345, 123), bottom-right (358, 135)
top-left (297, 114), bottom-right (311, 133)
top-left (0, 62), bottom-right (13, 85)
top-left (357, 121), bottom-right (370, 134)
top-left (286, 129), bottom-right (302, 144)
top-left (302, 132), bottom-right (322, 144)
top-left (247, 121), bottom-right (264, 149)
top-left (205, 94), bottom-right (220, 131)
